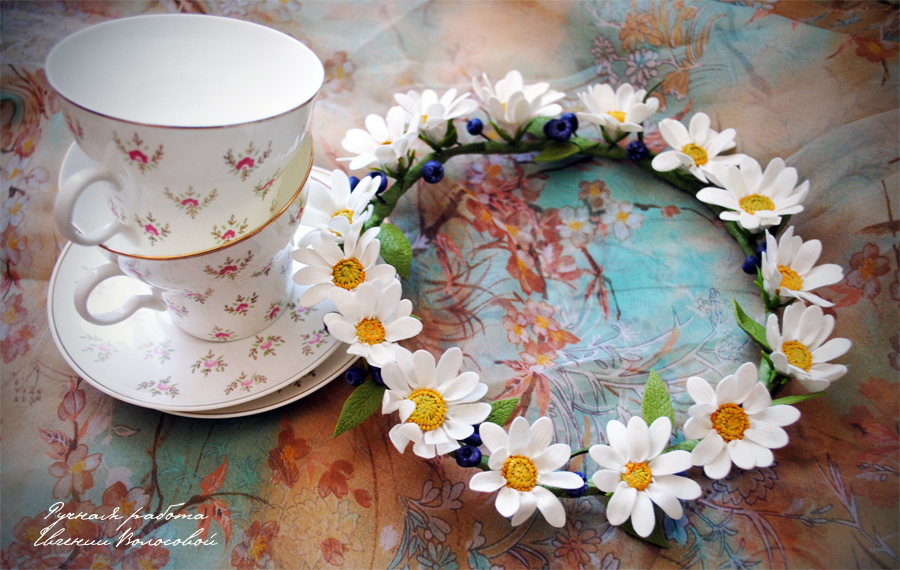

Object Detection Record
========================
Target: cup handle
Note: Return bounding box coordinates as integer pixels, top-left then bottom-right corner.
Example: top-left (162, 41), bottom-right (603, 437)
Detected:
top-left (55, 167), bottom-right (128, 246)
top-left (74, 262), bottom-right (167, 326)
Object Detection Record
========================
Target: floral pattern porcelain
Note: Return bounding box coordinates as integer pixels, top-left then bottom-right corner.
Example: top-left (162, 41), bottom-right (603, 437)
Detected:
top-left (48, 241), bottom-right (342, 412)
top-left (48, 14), bottom-right (323, 257)
top-left (72, 152), bottom-right (313, 342)
top-left (57, 133), bottom-right (313, 257)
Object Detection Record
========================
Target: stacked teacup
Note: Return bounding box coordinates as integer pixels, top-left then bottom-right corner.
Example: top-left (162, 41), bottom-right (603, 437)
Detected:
top-left (47, 15), bottom-right (324, 343)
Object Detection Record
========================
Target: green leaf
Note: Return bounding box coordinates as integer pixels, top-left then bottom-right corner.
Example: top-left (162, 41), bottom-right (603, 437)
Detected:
top-left (641, 370), bottom-right (675, 425)
top-left (377, 222), bottom-right (413, 280)
top-left (733, 299), bottom-right (771, 351)
top-left (333, 379), bottom-right (386, 438)
top-left (485, 397), bottom-right (519, 426)
top-left (666, 439), bottom-right (700, 453)
top-left (758, 353), bottom-right (778, 391)
top-left (534, 141), bottom-right (580, 163)
top-left (771, 392), bottom-right (825, 406)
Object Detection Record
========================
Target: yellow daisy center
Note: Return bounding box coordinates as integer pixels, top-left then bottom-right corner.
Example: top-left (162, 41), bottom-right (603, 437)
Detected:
top-left (331, 209), bottom-right (354, 223)
top-left (332, 258), bottom-right (366, 290)
top-left (738, 194), bottom-right (775, 214)
top-left (778, 265), bottom-right (803, 291)
top-left (502, 455), bottom-right (537, 492)
top-left (615, 210), bottom-right (630, 223)
top-left (355, 317), bottom-right (386, 345)
top-left (710, 403), bottom-right (750, 442)
top-left (406, 388), bottom-right (447, 431)
top-left (70, 459), bottom-right (87, 474)
top-left (607, 110), bottom-right (626, 123)
top-left (622, 461), bottom-right (652, 491)
top-left (782, 340), bottom-right (813, 371)
top-left (681, 143), bottom-right (708, 166)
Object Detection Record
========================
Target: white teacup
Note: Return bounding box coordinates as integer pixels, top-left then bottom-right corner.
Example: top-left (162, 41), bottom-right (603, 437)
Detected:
top-left (73, 138), bottom-right (314, 342)
top-left (46, 14), bottom-right (324, 256)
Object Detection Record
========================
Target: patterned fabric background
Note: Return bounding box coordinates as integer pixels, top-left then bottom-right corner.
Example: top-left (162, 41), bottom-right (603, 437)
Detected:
top-left (1, 1), bottom-right (897, 569)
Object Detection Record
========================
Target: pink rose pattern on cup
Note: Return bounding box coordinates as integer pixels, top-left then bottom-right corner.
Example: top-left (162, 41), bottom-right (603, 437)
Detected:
top-left (166, 302), bottom-right (189, 319)
top-left (248, 334), bottom-right (284, 360)
top-left (223, 372), bottom-right (267, 395)
top-left (254, 169), bottom-right (282, 200)
top-left (186, 288), bottom-right (214, 304)
top-left (225, 293), bottom-right (259, 316)
top-left (211, 215), bottom-right (250, 245)
top-left (224, 141), bottom-right (272, 182)
top-left (264, 302), bottom-right (283, 322)
top-left (136, 377), bottom-right (179, 398)
top-left (134, 213), bottom-right (171, 246)
top-left (140, 340), bottom-right (173, 363)
top-left (164, 187), bottom-right (219, 219)
top-left (80, 334), bottom-right (117, 362)
top-left (299, 328), bottom-right (328, 356)
top-left (204, 251), bottom-right (254, 281)
top-left (190, 349), bottom-right (228, 376)
top-left (209, 326), bottom-right (236, 342)
top-left (113, 132), bottom-right (163, 174)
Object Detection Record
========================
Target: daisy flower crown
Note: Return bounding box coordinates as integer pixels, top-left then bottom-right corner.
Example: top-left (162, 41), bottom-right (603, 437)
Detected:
top-left (293, 73), bottom-right (851, 544)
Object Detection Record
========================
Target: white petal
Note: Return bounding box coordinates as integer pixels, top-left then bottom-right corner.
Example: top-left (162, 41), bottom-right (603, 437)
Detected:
top-left (741, 382), bottom-right (772, 415)
top-left (648, 450), bottom-right (691, 476)
top-left (525, 417), bottom-right (554, 457)
top-left (606, 483), bottom-right (636, 526)
top-left (509, 491), bottom-right (537, 526)
top-left (626, 416), bottom-right (650, 463)
top-left (412, 350), bottom-right (437, 389)
top-left (469, 470), bottom-right (506, 493)
top-left (538, 471), bottom-right (584, 490)
top-left (589, 444), bottom-right (625, 471)
top-left (751, 405), bottom-right (800, 427)
top-left (687, 376), bottom-right (717, 406)
top-left (744, 420), bottom-right (789, 449)
top-left (446, 402), bottom-right (491, 425)
top-left (750, 442), bottom-right (775, 467)
top-left (631, 491), bottom-right (656, 537)
top-left (532, 486), bottom-right (567, 527)
top-left (592, 469), bottom-right (623, 493)
top-left (383, 317), bottom-right (423, 342)
top-left (440, 372), bottom-right (481, 402)
top-left (532, 443), bottom-right (571, 474)
top-left (812, 338), bottom-right (852, 363)
top-left (654, 474), bottom-right (702, 500)
top-left (691, 431), bottom-right (726, 466)
top-left (488, 447), bottom-right (510, 471)
top-left (645, 483), bottom-right (683, 520)
top-left (702, 447), bottom-right (734, 479)
top-left (435, 347), bottom-right (463, 384)
top-left (647, 417), bottom-right (672, 459)
top-left (606, 420), bottom-right (629, 461)
top-left (683, 416), bottom-right (712, 440)
top-left (479, 422), bottom-right (509, 453)
top-left (727, 439), bottom-right (757, 470)
top-left (495, 486), bottom-right (520, 517)
top-left (507, 417), bottom-right (531, 456)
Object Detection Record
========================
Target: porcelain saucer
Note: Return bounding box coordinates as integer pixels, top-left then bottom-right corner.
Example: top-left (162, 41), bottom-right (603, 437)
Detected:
top-left (48, 240), bottom-right (343, 412)
top-left (164, 348), bottom-right (358, 419)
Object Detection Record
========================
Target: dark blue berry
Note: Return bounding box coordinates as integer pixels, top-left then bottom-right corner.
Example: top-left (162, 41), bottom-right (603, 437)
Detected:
top-left (742, 254), bottom-right (761, 275)
top-left (456, 445), bottom-right (482, 468)
top-left (626, 140), bottom-right (650, 162)
top-left (422, 160), bottom-right (444, 184)
top-left (370, 366), bottom-right (384, 386)
top-left (466, 118), bottom-right (483, 136)
top-left (344, 366), bottom-right (366, 387)
top-left (755, 240), bottom-right (767, 257)
top-left (565, 471), bottom-right (589, 498)
top-left (348, 176), bottom-right (360, 191)
top-left (462, 424), bottom-right (482, 447)
top-left (367, 171), bottom-right (388, 194)
top-left (543, 118), bottom-right (573, 142)
top-left (560, 112), bottom-right (579, 133)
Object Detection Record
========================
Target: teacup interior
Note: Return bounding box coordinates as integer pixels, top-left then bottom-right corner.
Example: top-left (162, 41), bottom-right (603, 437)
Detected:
top-left (46, 14), bottom-right (324, 127)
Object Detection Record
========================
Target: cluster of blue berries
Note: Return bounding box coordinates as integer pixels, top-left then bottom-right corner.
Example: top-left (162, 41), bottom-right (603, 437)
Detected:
top-left (742, 241), bottom-right (768, 274)
top-left (542, 113), bottom-right (579, 142)
top-left (344, 362), bottom-right (383, 386)
top-left (349, 171), bottom-right (388, 199)
top-left (455, 423), bottom-right (484, 467)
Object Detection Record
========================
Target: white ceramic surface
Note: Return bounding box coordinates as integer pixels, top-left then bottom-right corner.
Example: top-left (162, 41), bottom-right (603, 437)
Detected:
top-left (72, 144), bottom-right (313, 341)
top-left (163, 349), bottom-right (358, 419)
top-left (49, 240), bottom-right (343, 412)
top-left (46, 14), bottom-right (324, 255)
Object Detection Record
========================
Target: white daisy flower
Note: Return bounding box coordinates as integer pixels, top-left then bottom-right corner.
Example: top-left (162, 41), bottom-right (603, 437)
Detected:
top-left (590, 416), bottom-right (700, 538)
top-left (695, 156), bottom-right (808, 233)
top-left (760, 226), bottom-right (844, 308)
top-left (766, 302), bottom-right (851, 393)
top-left (340, 106), bottom-right (418, 171)
top-left (576, 82), bottom-right (659, 136)
top-left (469, 416), bottom-right (584, 528)
top-left (292, 221), bottom-right (397, 307)
top-left (300, 169), bottom-right (379, 244)
top-left (685, 362), bottom-right (801, 479)
top-left (381, 347), bottom-right (491, 459)
top-left (651, 112), bottom-right (745, 183)
top-left (471, 70), bottom-right (564, 135)
top-left (600, 201), bottom-right (643, 241)
top-left (395, 88), bottom-right (479, 144)
top-left (323, 278), bottom-right (423, 367)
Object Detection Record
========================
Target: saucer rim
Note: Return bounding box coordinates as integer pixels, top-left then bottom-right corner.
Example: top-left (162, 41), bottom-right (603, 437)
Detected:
top-left (47, 240), bottom-right (343, 412)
